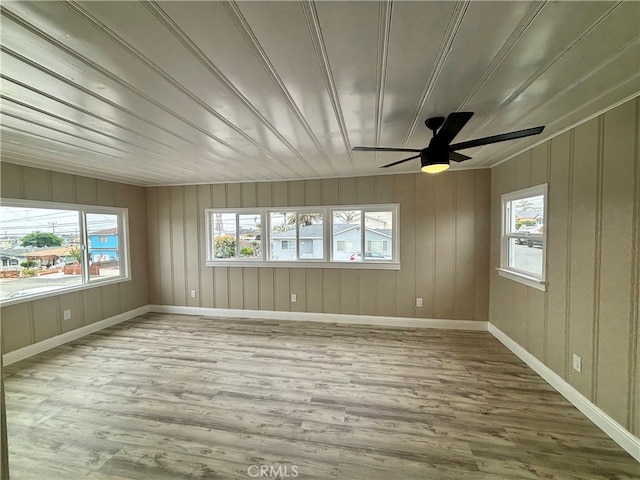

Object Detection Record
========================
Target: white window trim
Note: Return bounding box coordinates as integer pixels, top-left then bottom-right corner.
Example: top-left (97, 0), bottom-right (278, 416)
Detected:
top-left (498, 184), bottom-right (547, 290)
top-left (0, 198), bottom-right (131, 306)
top-left (205, 204), bottom-right (400, 270)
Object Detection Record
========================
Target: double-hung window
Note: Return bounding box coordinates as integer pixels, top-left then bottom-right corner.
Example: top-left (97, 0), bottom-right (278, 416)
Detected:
top-left (205, 204), bottom-right (399, 269)
top-left (499, 184), bottom-right (547, 290)
top-left (0, 199), bottom-right (130, 304)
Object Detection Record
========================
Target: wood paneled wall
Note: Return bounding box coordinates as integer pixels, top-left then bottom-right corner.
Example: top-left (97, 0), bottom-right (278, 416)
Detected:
top-left (489, 97), bottom-right (640, 436)
top-left (146, 170), bottom-right (491, 321)
top-left (0, 163), bottom-right (149, 353)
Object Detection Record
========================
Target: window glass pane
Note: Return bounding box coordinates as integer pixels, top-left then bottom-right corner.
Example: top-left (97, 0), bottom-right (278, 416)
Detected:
top-left (238, 213), bottom-right (261, 259)
top-left (298, 213), bottom-right (323, 259)
top-left (333, 210), bottom-right (360, 261)
top-left (509, 194), bottom-right (544, 234)
top-left (270, 212), bottom-right (296, 260)
top-left (0, 206), bottom-right (82, 300)
top-left (508, 237), bottom-right (543, 276)
top-left (364, 211), bottom-right (393, 261)
top-left (213, 213), bottom-right (237, 259)
top-left (87, 213), bottom-right (120, 281)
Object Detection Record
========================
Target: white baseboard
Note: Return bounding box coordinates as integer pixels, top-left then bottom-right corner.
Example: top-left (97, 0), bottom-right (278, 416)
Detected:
top-left (488, 323), bottom-right (640, 463)
top-left (149, 305), bottom-right (489, 331)
top-left (2, 305), bottom-right (151, 366)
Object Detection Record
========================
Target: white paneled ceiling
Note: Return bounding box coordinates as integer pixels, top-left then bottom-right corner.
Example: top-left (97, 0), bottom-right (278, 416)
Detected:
top-left (1, 1), bottom-right (638, 186)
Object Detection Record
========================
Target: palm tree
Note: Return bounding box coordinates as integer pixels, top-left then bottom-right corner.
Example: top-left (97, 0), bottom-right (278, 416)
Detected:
top-left (288, 213), bottom-right (322, 226)
top-left (516, 200), bottom-right (533, 211)
top-left (334, 211), bottom-right (360, 224)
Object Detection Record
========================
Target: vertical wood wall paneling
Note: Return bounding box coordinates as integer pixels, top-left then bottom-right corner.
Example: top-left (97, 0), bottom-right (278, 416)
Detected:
top-left (76, 176), bottom-right (98, 205)
top-left (338, 177), bottom-right (357, 205)
top-left (229, 267), bottom-right (244, 309)
top-left (488, 98), bottom-right (639, 439)
top-left (101, 284), bottom-right (121, 320)
top-left (595, 102), bottom-right (635, 427)
top-left (1, 162), bottom-right (24, 199)
top-left (306, 269), bottom-right (323, 313)
top-left (305, 179), bottom-right (323, 206)
top-left (374, 175), bottom-right (395, 204)
top-left (1, 164), bottom-right (149, 353)
top-left (455, 171), bottom-right (476, 320)
top-left (157, 187), bottom-right (174, 305)
top-left (528, 144), bottom-right (549, 360)
top-left (395, 175), bottom-right (415, 318)
top-left (259, 268), bottom-right (275, 311)
top-left (415, 173), bottom-right (436, 318)
top-left (144, 172), bottom-right (492, 322)
top-left (58, 292), bottom-right (83, 334)
top-left (434, 173), bottom-right (454, 319)
top-left (473, 169), bottom-right (491, 322)
top-left (198, 185), bottom-right (214, 307)
top-left (272, 181), bottom-right (288, 207)
top-left (289, 181), bottom-right (305, 206)
top-left (357, 176), bottom-right (375, 204)
top-left (632, 98), bottom-right (640, 437)
top-left (22, 166), bottom-right (51, 202)
top-left (146, 188), bottom-right (162, 304)
top-left (96, 180), bottom-right (115, 206)
top-left (116, 184), bottom-right (135, 312)
top-left (322, 269), bottom-right (340, 314)
top-left (0, 303), bottom-right (31, 354)
top-left (257, 182), bottom-right (273, 207)
top-left (184, 186), bottom-right (200, 308)
top-left (274, 268), bottom-right (290, 312)
top-left (31, 297), bottom-right (59, 343)
top-left (567, 118), bottom-right (599, 398)
top-left (51, 171), bottom-right (76, 204)
top-left (81, 285), bottom-right (103, 325)
top-left (546, 132), bottom-right (571, 378)
top-left (289, 269), bottom-right (307, 313)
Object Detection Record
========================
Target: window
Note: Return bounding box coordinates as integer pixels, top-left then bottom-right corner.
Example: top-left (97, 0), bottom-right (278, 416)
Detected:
top-left (211, 211), bottom-right (262, 260)
top-left (336, 240), bottom-right (353, 252)
top-left (281, 240), bottom-right (295, 250)
top-left (0, 199), bottom-right (130, 304)
top-left (499, 184), bottom-right (547, 290)
top-left (206, 204), bottom-right (398, 269)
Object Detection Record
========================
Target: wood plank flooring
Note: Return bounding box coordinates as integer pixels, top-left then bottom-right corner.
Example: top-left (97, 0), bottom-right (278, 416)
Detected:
top-left (4, 313), bottom-right (639, 479)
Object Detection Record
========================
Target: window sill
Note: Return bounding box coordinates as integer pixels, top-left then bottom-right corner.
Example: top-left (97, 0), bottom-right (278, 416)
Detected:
top-left (496, 268), bottom-right (546, 291)
top-left (206, 260), bottom-right (401, 270)
top-left (0, 276), bottom-right (131, 307)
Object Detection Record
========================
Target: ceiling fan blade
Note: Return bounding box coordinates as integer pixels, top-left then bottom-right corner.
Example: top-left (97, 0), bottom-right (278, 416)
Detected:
top-left (449, 126), bottom-right (545, 151)
top-left (352, 146), bottom-right (421, 153)
top-left (436, 112), bottom-right (474, 144)
top-left (449, 152), bottom-right (471, 162)
top-left (380, 154), bottom-right (421, 168)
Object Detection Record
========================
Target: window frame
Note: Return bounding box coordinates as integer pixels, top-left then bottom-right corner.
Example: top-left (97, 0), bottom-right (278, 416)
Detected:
top-left (0, 198), bottom-right (131, 306)
top-left (205, 204), bottom-right (400, 269)
top-left (498, 184), bottom-right (547, 290)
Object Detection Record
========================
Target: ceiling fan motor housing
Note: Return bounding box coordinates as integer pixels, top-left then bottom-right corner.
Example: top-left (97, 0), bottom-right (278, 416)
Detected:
top-left (421, 143), bottom-right (449, 168)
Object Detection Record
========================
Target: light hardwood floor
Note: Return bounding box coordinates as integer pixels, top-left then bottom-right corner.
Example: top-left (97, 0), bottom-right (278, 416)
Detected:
top-left (4, 313), bottom-right (639, 479)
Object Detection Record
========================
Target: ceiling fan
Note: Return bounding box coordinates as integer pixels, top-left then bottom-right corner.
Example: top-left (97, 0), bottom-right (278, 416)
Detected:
top-left (352, 112), bottom-right (544, 174)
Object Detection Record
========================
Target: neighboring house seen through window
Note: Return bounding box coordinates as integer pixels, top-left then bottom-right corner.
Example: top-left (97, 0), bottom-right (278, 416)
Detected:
top-left (0, 199), bottom-right (130, 304)
top-left (206, 205), bottom-right (399, 269)
top-left (499, 184), bottom-right (547, 290)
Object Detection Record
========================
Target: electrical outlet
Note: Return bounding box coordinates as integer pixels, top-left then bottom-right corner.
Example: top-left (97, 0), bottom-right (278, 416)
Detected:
top-left (63, 309), bottom-right (72, 321)
top-left (190, 290), bottom-right (196, 298)
top-left (572, 354), bottom-right (582, 373)
top-left (290, 293), bottom-right (297, 303)
top-left (416, 298), bottom-right (423, 307)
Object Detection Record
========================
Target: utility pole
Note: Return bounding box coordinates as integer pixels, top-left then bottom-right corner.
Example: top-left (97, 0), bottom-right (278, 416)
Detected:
top-left (48, 222), bottom-right (57, 234)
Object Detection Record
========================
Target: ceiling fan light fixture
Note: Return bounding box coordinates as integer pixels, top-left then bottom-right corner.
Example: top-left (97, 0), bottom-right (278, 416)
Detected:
top-left (421, 162), bottom-right (450, 174)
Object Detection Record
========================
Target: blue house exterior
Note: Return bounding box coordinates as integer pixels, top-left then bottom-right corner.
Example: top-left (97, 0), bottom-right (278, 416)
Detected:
top-left (88, 228), bottom-right (119, 262)
top-left (270, 224), bottom-right (392, 261)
